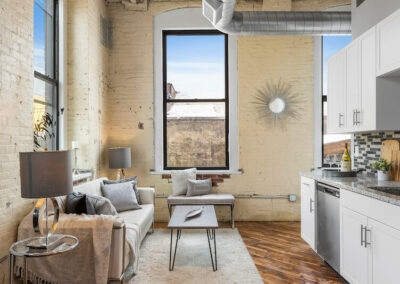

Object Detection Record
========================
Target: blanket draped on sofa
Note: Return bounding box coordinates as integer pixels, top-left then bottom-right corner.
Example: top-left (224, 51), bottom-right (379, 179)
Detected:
top-left (15, 210), bottom-right (141, 284)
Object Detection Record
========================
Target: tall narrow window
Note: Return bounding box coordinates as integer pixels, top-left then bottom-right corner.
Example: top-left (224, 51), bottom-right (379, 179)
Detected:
top-left (163, 30), bottom-right (229, 170)
top-left (322, 36), bottom-right (352, 166)
top-left (34, 0), bottom-right (58, 151)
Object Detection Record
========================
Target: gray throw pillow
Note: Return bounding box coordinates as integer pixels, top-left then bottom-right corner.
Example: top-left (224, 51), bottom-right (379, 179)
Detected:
top-left (103, 176), bottom-right (141, 204)
top-left (101, 182), bottom-right (142, 212)
top-left (186, 178), bottom-right (212, 197)
top-left (85, 194), bottom-right (118, 215)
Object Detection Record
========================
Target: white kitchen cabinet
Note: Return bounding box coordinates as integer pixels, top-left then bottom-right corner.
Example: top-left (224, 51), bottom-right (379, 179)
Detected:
top-left (377, 8), bottom-right (400, 76)
top-left (359, 28), bottom-right (377, 131)
top-left (340, 207), bottom-right (368, 284)
top-left (300, 177), bottom-right (316, 250)
top-left (346, 40), bottom-right (361, 131)
top-left (368, 219), bottom-right (400, 284)
top-left (341, 189), bottom-right (400, 284)
top-left (327, 48), bottom-right (347, 134)
top-left (327, 25), bottom-right (400, 134)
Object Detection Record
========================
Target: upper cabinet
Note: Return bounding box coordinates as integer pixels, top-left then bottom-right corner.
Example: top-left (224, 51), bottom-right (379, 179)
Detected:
top-left (377, 9), bottom-right (400, 76)
top-left (327, 48), bottom-right (347, 134)
top-left (327, 15), bottom-right (400, 134)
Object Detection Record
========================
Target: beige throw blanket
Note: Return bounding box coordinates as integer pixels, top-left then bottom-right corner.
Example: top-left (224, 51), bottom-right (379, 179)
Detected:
top-left (15, 211), bottom-right (141, 284)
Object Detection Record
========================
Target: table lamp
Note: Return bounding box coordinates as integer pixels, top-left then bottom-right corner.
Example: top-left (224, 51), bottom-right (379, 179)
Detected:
top-left (108, 147), bottom-right (131, 180)
top-left (19, 151), bottom-right (73, 249)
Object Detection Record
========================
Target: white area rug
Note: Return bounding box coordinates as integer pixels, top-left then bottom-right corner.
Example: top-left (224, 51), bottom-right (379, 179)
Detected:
top-left (130, 229), bottom-right (263, 283)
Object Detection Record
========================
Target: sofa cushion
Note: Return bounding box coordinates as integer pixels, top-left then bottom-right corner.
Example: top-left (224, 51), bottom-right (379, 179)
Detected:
top-left (65, 192), bottom-right (96, 215)
top-left (86, 194), bottom-right (118, 215)
top-left (186, 178), bottom-right (212, 197)
top-left (103, 176), bottom-right (141, 204)
top-left (74, 178), bottom-right (107, 196)
top-left (167, 194), bottom-right (235, 205)
top-left (118, 204), bottom-right (154, 241)
top-left (171, 168), bottom-right (196, 196)
top-left (101, 182), bottom-right (142, 212)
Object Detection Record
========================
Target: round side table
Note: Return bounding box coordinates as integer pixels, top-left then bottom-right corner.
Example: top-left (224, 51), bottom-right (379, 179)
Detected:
top-left (9, 235), bottom-right (79, 284)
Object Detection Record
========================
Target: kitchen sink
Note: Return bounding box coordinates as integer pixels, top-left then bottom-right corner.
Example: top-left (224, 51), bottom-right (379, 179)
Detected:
top-left (367, 186), bottom-right (400, 197)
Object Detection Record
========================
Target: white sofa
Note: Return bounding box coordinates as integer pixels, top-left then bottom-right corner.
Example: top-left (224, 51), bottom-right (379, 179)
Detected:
top-left (72, 178), bottom-right (155, 283)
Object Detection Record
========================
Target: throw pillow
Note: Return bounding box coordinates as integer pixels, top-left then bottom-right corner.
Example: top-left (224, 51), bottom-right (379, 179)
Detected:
top-left (65, 192), bottom-right (96, 215)
top-left (171, 168), bottom-right (197, 196)
top-left (103, 176), bottom-right (141, 204)
top-left (86, 194), bottom-right (118, 215)
top-left (101, 182), bottom-right (142, 212)
top-left (186, 178), bottom-right (212, 197)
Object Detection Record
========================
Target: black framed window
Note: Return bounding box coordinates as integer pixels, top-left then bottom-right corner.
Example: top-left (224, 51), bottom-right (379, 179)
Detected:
top-left (322, 36), bottom-right (351, 166)
top-left (33, 0), bottom-right (58, 151)
top-left (162, 30), bottom-right (229, 170)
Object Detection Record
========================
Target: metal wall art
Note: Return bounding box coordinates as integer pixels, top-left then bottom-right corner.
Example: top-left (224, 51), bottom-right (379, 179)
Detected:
top-left (252, 80), bottom-right (303, 128)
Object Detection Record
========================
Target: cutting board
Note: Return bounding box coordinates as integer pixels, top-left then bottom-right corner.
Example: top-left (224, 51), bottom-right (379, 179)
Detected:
top-left (381, 140), bottom-right (400, 181)
top-left (381, 140), bottom-right (400, 162)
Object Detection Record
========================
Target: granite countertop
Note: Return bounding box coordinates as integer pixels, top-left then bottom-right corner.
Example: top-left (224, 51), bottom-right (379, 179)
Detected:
top-left (300, 171), bottom-right (400, 207)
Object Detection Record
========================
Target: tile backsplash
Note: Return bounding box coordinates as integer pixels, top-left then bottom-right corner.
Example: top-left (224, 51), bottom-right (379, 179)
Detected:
top-left (354, 131), bottom-right (400, 173)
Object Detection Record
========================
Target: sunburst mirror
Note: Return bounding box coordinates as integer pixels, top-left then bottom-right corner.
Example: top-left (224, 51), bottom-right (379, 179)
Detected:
top-left (252, 80), bottom-right (303, 128)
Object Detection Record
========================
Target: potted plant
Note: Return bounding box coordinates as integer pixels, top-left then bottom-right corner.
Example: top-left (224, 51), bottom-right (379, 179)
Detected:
top-left (371, 158), bottom-right (392, 181)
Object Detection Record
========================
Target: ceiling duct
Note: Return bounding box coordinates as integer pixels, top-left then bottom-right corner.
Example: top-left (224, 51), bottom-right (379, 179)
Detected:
top-left (202, 0), bottom-right (352, 35)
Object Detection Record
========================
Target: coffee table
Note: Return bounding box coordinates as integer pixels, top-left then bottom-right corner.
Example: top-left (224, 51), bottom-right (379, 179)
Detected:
top-left (168, 205), bottom-right (218, 271)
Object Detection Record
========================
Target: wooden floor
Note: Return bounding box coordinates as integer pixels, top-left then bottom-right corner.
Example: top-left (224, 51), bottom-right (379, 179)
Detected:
top-left (155, 221), bottom-right (344, 284)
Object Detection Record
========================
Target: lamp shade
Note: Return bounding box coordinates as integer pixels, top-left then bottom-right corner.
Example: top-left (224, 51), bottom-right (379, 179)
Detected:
top-left (19, 151), bottom-right (73, 198)
top-left (108, 147), bottom-right (131, 169)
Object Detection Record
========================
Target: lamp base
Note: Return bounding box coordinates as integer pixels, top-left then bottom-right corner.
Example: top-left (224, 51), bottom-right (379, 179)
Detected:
top-left (26, 234), bottom-right (66, 251)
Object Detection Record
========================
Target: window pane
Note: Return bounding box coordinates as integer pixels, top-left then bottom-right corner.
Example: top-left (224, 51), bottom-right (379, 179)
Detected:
top-left (34, 78), bottom-right (56, 105)
top-left (166, 102), bottom-right (226, 168)
top-left (323, 101), bottom-right (351, 166)
top-left (34, 1), bottom-right (54, 77)
top-left (166, 34), bottom-right (225, 100)
top-left (33, 102), bottom-right (57, 151)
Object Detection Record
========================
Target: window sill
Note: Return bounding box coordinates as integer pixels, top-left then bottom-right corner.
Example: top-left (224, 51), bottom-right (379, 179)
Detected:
top-left (149, 169), bottom-right (243, 175)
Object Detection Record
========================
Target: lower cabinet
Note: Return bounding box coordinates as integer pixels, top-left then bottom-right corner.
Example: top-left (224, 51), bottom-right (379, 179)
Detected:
top-left (340, 207), bottom-right (368, 284)
top-left (368, 219), bottom-right (400, 284)
top-left (300, 177), bottom-right (316, 250)
top-left (341, 190), bottom-right (400, 284)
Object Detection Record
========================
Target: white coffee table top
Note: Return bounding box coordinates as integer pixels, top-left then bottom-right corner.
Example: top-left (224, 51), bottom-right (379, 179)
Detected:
top-left (168, 205), bottom-right (218, 229)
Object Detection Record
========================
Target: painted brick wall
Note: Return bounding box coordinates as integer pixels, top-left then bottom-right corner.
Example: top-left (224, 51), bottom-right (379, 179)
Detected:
top-left (67, 0), bottom-right (109, 177)
top-left (102, 0), bottom-right (350, 222)
top-left (354, 132), bottom-right (400, 173)
top-left (0, 0), bottom-right (36, 280)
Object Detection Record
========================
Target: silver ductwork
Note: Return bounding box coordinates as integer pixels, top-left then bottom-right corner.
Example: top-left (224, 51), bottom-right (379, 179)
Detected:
top-left (202, 0), bottom-right (351, 35)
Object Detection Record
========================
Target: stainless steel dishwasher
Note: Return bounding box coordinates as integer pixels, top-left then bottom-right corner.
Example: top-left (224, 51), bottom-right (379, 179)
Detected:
top-left (317, 183), bottom-right (340, 274)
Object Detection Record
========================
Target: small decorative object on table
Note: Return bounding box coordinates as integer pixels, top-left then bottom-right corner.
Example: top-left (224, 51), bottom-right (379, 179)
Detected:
top-left (185, 206), bottom-right (204, 220)
top-left (108, 147), bottom-right (131, 180)
top-left (372, 158), bottom-right (392, 181)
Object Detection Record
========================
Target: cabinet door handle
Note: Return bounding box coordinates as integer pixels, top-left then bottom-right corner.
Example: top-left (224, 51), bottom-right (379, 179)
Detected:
top-left (361, 225), bottom-right (365, 246)
top-left (353, 110), bottom-right (356, 126)
top-left (310, 199), bottom-right (314, 213)
top-left (338, 113), bottom-right (344, 127)
top-left (364, 227), bottom-right (371, 247)
top-left (357, 110), bottom-right (361, 126)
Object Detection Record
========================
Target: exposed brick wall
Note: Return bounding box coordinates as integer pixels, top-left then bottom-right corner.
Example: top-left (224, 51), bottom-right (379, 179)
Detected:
top-left (0, 0), bottom-right (36, 280)
top-left (67, 0), bottom-right (109, 178)
top-left (100, 0), bottom-right (350, 222)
